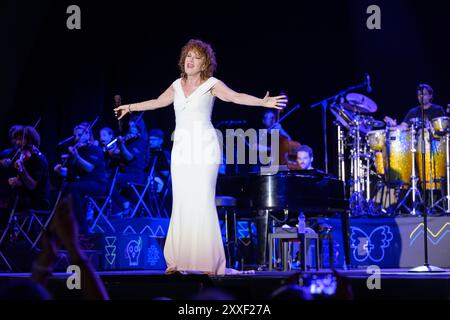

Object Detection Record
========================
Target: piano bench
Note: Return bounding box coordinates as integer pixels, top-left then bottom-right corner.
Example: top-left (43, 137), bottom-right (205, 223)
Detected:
top-left (216, 196), bottom-right (238, 268)
top-left (268, 231), bottom-right (320, 272)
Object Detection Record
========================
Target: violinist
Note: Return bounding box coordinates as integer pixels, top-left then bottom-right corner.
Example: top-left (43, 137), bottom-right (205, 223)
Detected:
top-left (54, 122), bottom-right (107, 233)
top-left (110, 115), bottom-right (149, 217)
top-left (0, 125), bottom-right (24, 209)
top-left (4, 126), bottom-right (50, 217)
top-left (99, 127), bottom-right (120, 179)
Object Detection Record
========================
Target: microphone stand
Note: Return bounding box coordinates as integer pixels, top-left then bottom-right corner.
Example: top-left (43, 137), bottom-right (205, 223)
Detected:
top-left (409, 89), bottom-right (444, 272)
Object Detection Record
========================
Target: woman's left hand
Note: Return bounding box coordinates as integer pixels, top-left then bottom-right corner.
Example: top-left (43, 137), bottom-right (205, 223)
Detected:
top-left (262, 91), bottom-right (288, 110)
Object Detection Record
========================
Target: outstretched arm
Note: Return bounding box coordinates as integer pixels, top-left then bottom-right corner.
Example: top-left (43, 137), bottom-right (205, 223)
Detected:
top-left (114, 84), bottom-right (174, 120)
top-left (211, 81), bottom-right (287, 109)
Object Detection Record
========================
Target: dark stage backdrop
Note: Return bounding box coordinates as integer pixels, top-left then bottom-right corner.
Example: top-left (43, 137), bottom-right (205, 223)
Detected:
top-left (1, 0), bottom-right (450, 176)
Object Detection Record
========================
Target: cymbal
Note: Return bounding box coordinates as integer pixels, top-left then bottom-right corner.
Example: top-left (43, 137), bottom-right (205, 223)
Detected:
top-left (342, 93), bottom-right (377, 113)
top-left (362, 117), bottom-right (385, 128)
top-left (370, 119), bottom-right (385, 128)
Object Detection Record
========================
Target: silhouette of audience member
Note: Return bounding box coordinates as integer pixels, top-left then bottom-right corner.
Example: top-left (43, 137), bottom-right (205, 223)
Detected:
top-left (190, 288), bottom-right (236, 300)
top-left (31, 195), bottom-right (109, 300)
top-left (270, 284), bottom-right (313, 300)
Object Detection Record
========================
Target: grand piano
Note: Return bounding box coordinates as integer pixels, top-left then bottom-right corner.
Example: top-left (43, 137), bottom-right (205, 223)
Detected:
top-left (217, 167), bottom-right (350, 269)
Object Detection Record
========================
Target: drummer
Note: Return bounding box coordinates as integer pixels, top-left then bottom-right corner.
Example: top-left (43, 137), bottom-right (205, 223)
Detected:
top-left (384, 84), bottom-right (445, 129)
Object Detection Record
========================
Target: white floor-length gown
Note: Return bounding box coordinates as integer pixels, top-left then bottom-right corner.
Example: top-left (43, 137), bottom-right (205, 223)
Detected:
top-left (164, 76), bottom-right (227, 275)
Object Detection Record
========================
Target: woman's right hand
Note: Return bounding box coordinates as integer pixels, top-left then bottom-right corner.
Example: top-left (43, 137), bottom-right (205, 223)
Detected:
top-left (114, 105), bottom-right (129, 120)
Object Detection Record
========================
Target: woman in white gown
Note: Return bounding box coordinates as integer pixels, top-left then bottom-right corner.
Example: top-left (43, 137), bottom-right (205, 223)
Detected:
top-left (115, 39), bottom-right (287, 275)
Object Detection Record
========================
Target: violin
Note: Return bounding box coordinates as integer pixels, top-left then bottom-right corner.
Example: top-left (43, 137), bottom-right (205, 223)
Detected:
top-left (10, 145), bottom-right (41, 186)
top-left (104, 132), bottom-right (141, 151)
top-left (16, 144), bottom-right (41, 165)
top-left (61, 141), bottom-right (89, 166)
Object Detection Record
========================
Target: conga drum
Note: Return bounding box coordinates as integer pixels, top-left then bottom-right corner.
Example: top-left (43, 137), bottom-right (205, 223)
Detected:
top-left (367, 130), bottom-right (385, 176)
top-left (383, 128), bottom-right (413, 187)
top-left (416, 128), bottom-right (446, 190)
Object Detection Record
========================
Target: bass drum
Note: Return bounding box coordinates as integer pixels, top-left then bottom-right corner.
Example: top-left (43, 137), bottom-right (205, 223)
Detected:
top-left (416, 129), bottom-right (446, 190)
top-left (382, 129), bottom-right (412, 187)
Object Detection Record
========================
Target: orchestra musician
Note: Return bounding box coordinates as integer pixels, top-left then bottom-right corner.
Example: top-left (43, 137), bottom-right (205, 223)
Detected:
top-left (0, 125), bottom-right (24, 209)
top-left (0, 126), bottom-right (50, 230)
top-left (54, 122), bottom-right (107, 233)
top-left (99, 127), bottom-right (120, 179)
top-left (146, 128), bottom-right (171, 180)
top-left (109, 115), bottom-right (149, 217)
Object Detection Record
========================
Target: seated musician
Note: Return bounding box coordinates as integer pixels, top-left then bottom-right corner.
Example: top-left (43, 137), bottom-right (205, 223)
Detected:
top-left (287, 144), bottom-right (315, 171)
top-left (146, 129), bottom-right (170, 179)
top-left (99, 127), bottom-right (120, 179)
top-left (384, 84), bottom-right (445, 129)
top-left (0, 125), bottom-right (24, 209)
top-left (54, 122), bottom-right (107, 233)
top-left (110, 115), bottom-right (149, 217)
top-left (283, 145), bottom-right (318, 228)
top-left (6, 126), bottom-right (50, 211)
top-left (145, 129), bottom-right (169, 190)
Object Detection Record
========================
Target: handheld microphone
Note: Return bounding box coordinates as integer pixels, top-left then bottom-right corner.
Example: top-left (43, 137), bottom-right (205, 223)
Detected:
top-left (365, 73), bottom-right (372, 93)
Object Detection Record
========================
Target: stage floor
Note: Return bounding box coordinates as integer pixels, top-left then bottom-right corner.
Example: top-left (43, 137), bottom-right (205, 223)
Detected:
top-left (1, 268), bottom-right (449, 300)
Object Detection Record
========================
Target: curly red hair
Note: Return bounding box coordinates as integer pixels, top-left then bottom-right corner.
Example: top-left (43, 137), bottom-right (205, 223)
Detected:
top-left (178, 39), bottom-right (217, 80)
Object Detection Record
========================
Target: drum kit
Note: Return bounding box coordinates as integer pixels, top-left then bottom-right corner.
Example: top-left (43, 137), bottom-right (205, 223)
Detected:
top-left (332, 93), bottom-right (450, 216)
